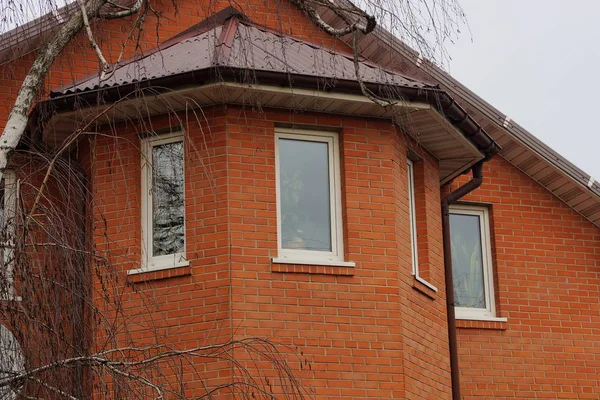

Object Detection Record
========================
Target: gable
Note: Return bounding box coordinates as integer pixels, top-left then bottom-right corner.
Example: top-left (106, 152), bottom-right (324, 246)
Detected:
top-left (0, 0), bottom-right (351, 69)
top-left (314, 0), bottom-right (600, 229)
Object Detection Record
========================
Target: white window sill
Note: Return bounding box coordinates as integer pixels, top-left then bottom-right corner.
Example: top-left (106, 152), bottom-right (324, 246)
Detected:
top-left (414, 275), bottom-right (438, 292)
top-left (456, 315), bottom-right (508, 323)
top-left (0, 295), bottom-right (21, 302)
top-left (127, 260), bottom-right (191, 275)
top-left (271, 257), bottom-right (355, 268)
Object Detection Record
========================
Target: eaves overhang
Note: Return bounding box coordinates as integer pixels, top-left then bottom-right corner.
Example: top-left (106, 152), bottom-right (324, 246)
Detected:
top-left (315, 0), bottom-right (600, 228)
top-left (36, 65), bottom-right (497, 184)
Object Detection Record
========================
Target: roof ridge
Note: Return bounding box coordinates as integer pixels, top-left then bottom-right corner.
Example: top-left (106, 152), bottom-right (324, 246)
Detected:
top-left (235, 17), bottom-right (432, 86)
top-left (213, 17), bottom-right (241, 65)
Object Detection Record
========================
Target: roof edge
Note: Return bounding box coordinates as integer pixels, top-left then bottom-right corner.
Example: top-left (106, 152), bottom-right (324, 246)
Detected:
top-left (35, 66), bottom-right (498, 160)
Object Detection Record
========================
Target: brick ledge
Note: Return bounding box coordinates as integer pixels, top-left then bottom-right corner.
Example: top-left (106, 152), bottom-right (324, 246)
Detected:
top-left (127, 265), bottom-right (191, 283)
top-left (456, 318), bottom-right (508, 330)
top-left (412, 276), bottom-right (437, 299)
top-left (271, 262), bottom-right (354, 276)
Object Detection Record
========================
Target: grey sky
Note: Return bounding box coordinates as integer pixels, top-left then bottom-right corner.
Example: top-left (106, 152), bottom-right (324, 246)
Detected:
top-left (448, 0), bottom-right (600, 180)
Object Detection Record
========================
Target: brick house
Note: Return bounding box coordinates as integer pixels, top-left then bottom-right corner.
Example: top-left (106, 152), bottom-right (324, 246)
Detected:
top-left (0, 0), bottom-right (599, 398)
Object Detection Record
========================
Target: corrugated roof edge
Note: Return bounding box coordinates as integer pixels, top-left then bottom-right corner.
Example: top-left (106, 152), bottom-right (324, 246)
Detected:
top-left (397, 33), bottom-right (600, 198)
top-left (0, 0), bottom-right (137, 65)
top-left (0, 2), bottom-right (75, 65)
top-left (54, 15), bottom-right (436, 96)
top-left (1, 2), bottom-right (595, 196)
top-left (320, 0), bottom-right (600, 200)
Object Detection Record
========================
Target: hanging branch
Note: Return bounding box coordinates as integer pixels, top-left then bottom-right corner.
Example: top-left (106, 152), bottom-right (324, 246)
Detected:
top-left (0, 0), bottom-right (144, 183)
top-left (101, 0), bottom-right (143, 19)
top-left (290, 0), bottom-right (397, 107)
top-left (78, 0), bottom-right (111, 80)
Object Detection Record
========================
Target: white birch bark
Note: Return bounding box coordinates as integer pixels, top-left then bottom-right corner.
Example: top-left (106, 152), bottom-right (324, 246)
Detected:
top-left (0, 0), bottom-right (110, 182)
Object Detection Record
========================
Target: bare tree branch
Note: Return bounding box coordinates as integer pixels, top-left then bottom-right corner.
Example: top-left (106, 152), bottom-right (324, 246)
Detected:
top-left (100, 0), bottom-right (143, 19)
top-left (78, 0), bottom-right (111, 80)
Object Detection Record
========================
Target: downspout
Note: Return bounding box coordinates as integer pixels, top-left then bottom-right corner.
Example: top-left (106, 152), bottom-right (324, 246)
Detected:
top-left (442, 160), bottom-right (484, 400)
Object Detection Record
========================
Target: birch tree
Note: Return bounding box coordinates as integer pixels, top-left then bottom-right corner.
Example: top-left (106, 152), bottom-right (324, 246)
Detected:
top-left (0, 0), bottom-right (466, 397)
top-left (0, 0), bottom-right (465, 180)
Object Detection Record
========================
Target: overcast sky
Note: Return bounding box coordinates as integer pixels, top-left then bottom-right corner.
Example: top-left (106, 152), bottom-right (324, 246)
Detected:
top-left (447, 0), bottom-right (600, 180)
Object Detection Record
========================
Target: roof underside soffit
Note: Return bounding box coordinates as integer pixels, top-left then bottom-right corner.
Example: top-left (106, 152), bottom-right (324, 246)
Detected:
top-left (41, 11), bottom-right (491, 184)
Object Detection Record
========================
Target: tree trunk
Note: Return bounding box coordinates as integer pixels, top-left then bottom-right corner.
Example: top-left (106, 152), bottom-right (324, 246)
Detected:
top-left (0, 0), bottom-right (109, 181)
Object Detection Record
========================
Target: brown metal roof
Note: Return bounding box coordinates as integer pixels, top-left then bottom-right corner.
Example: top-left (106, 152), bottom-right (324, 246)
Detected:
top-left (54, 17), bottom-right (432, 96)
top-left (45, 11), bottom-right (498, 166)
top-left (5, 0), bottom-right (599, 226)
top-left (0, 0), bottom-right (137, 65)
top-left (315, 0), bottom-right (600, 228)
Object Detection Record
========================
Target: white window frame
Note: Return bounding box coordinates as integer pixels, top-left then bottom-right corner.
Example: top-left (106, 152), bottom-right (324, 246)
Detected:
top-left (407, 160), bottom-right (437, 292)
top-left (273, 129), bottom-right (352, 267)
top-left (450, 204), bottom-right (499, 320)
top-left (132, 133), bottom-right (188, 274)
top-left (1, 171), bottom-right (18, 300)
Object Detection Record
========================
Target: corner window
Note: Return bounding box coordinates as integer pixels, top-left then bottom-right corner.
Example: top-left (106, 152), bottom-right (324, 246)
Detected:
top-left (407, 160), bottom-right (419, 275)
top-left (0, 171), bottom-right (17, 299)
top-left (274, 129), bottom-right (344, 264)
top-left (140, 133), bottom-right (186, 271)
top-left (407, 160), bottom-right (437, 292)
top-left (449, 205), bottom-right (496, 319)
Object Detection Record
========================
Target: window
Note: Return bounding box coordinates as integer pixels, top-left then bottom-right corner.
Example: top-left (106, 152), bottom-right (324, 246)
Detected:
top-left (407, 160), bottom-right (420, 274)
top-left (449, 205), bottom-right (496, 319)
top-left (274, 129), bottom-right (348, 265)
top-left (407, 161), bottom-right (418, 272)
top-left (407, 160), bottom-right (437, 292)
top-left (0, 171), bottom-right (17, 299)
top-left (139, 133), bottom-right (187, 272)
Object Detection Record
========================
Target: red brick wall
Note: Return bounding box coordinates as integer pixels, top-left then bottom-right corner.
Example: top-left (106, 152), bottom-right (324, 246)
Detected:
top-left (0, 0), bottom-right (351, 135)
top-left (224, 108), bottom-right (452, 398)
top-left (2, 0), bottom-right (599, 398)
top-left (452, 156), bottom-right (600, 399)
top-left (87, 108), bottom-right (234, 396)
top-left (0, 152), bottom-right (90, 397)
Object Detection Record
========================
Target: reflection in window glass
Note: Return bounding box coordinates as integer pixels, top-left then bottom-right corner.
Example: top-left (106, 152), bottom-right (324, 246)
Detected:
top-left (152, 141), bottom-right (184, 257)
top-left (449, 213), bottom-right (485, 309)
top-left (279, 138), bottom-right (332, 252)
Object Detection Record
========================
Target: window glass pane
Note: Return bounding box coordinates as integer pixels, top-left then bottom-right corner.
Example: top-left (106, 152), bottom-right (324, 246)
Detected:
top-left (279, 138), bottom-right (332, 252)
top-left (152, 141), bottom-right (184, 257)
top-left (449, 213), bottom-right (486, 309)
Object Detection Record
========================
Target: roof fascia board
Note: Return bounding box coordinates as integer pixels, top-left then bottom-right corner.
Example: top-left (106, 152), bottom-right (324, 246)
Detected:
top-left (42, 80), bottom-right (485, 183)
top-left (45, 80), bottom-right (432, 121)
top-left (414, 56), bottom-right (600, 197)
top-left (0, 2), bottom-right (78, 65)
top-left (352, 16), bottom-right (600, 198)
